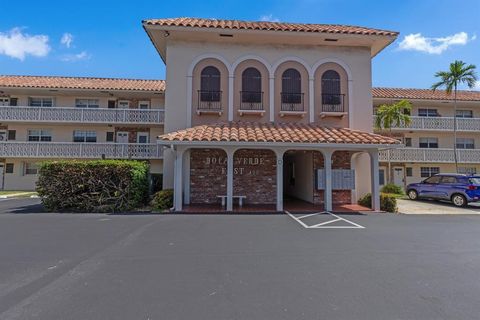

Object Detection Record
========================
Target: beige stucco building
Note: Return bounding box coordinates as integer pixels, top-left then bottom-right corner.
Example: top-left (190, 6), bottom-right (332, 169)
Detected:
top-left (373, 88), bottom-right (480, 188)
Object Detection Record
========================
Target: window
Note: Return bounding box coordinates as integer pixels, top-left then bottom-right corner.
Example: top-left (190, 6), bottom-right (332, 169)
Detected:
top-left (405, 137), bottom-right (412, 147)
top-left (118, 100), bottom-right (130, 109)
top-left (106, 132), bottom-right (114, 142)
top-left (24, 162), bottom-right (38, 175)
top-left (73, 130), bottom-right (97, 143)
top-left (321, 70), bottom-right (341, 105)
top-left (138, 101), bottom-right (150, 109)
top-left (379, 169), bottom-right (385, 185)
top-left (241, 67), bottom-right (262, 103)
top-left (75, 99), bottom-right (99, 108)
top-left (28, 97), bottom-right (53, 107)
top-left (27, 129), bottom-right (52, 142)
top-left (441, 176), bottom-right (457, 184)
top-left (10, 98), bottom-right (18, 106)
top-left (456, 110), bottom-right (473, 118)
top-left (7, 130), bottom-right (16, 140)
top-left (406, 167), bottom-right (413, 177)
top-left (458, 167), bottom-right (477, 175)
top-left (418, 108), bottom-right (438, 117)
top-left (281, 68), bottom-right (302, 104)
top-left (200, 66), bottom-right (221, 102)
top-left (419, 137), bottom-right (438, 148)
top-left (456, 138), bottom-right (475, 149)
top-left (421, 167), bottom-right (440, 178)
top-left (5, 163), bottom-right (14, 174)
top-left (137, 132), bottom-right (149, 144)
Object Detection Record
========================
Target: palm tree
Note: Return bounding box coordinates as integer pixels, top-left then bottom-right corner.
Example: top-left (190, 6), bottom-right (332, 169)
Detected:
top-left (374, 99), bottom-right (412, 183)
top-left (431, 60), bottom-right (478, 173)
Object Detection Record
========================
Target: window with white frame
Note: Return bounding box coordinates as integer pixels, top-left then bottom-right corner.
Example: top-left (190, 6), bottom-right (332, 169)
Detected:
top-left (379, 169), bottom-right (385, 186)
top-left (456, 138), bottom-right (475, 149)
top-left (419, 137), bottom-right (438, 148)
top-left (418, 108), bottom-right (438, 117)
top-left (27, 129), bottom-right (52, 142)
top-left (118, 100), bottom-right (130, 109)
top-left (24, 162), bottom-right (38, 175)
top-left (456, 110), bottom-right (473, 118)
top-left (138, 101), bottom-right (150, 109)
top-left (420, 167), bottom-right (440, 178)
top-left (28, 97), bottom-right (53, 107)
top-left (73, 130), bottom-right (97, 143)
top-left (75, 99), bottom-right (99, 108)
top-left (458, 167), bottom-right (477, 175)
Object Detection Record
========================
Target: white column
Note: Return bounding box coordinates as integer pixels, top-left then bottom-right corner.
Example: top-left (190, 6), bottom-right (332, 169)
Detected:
top-left (228, 75), bottom-right (234, 121)
top-left (174, 148), bottom-right (185, 211)
top-left (323, 150), bottom-right (333, 212)
top-left (269, 76), bottom-right (275, 122)
top-left (226, 149), bottom-right (235, 211)
top-left (348, 79), bottom-right (353, 128)
top-left (275, 149), bottom-right (285, 212)
top-left (309, 78), bottom-right (315, 123)
top-left (186, 75), bottom-right (193, 127)
top-left (369, 150), bottom-right (381, 211)
top-left (183, 150), bottom-right (190, 205)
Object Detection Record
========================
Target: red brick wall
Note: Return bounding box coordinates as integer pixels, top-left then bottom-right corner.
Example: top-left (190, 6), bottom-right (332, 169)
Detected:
top-left (189, 148), bottom-right (277, 205)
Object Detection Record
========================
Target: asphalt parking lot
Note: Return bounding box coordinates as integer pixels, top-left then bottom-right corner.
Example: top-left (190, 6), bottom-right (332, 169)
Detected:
top-left (1, 198), bottom-right (480, 319)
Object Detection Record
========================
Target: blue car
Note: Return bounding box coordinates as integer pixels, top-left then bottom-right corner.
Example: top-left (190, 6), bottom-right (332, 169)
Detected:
top-left (406, 173), bottom-right (480, 207)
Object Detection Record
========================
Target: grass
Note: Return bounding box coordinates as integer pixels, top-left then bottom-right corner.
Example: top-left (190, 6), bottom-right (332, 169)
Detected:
top-left (0, 191), bottom-right (37, 197)
top-left (382, 193), bottom-right (409, 200)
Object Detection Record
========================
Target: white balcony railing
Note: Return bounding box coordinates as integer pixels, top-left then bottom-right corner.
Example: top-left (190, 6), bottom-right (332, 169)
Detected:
top-left (0, 106), bottom-right (164, 124)
top-left (0, 142), bottom-right (163, 159)
top-left (373, 116), bottom-right (480, 132)
top-left (380, 148), bottom-right (480, 163)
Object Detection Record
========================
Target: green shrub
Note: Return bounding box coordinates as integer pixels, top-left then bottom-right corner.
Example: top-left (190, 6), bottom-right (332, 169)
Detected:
top-left (151, 189), bottom-right (173, 211)
top-left (36, 160), bottom-right (149, 213)
top-left (358, 193), bottom-right (397, 213)
top-left (150, 173), bottom-right (163, 194)
top-left (381, 183), bottom-right (404, 195)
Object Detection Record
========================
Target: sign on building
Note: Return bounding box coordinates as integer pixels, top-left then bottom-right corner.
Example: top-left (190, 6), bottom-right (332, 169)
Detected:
top-left (316, 169), bottom-right (355, 190)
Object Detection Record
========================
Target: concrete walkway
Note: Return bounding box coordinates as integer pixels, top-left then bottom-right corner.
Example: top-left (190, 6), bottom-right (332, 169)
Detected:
top-left (398, 199), bottom-right (480, 214)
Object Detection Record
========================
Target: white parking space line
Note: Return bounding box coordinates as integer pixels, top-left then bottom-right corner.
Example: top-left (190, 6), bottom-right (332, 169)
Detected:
top-left (285, 211), bottom-right (365, 229)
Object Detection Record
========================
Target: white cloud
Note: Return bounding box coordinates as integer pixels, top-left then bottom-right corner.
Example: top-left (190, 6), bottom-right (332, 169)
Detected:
top-left (474, 81), bottom-right (480, 90)
top-left (61, 51), bottom-right (90, 62)
top-left (398, 32), bottom-right (475, 54)
top-left (259, 14), bottom-right (280, 22)
top-left (60, 32), bottom-right (73, 48)
top-left (0, 28), bottom-right (50, 60)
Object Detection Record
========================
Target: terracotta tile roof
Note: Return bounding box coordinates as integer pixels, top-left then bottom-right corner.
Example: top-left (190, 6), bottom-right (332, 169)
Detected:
top-left (0, 75), bottom-right (165, 92)
top-left (143, 17), bottom-right (398, 37)
top-left (159, 122), bottom-right (399, 145)
top-left (372, 87), bottom-right (480, 102)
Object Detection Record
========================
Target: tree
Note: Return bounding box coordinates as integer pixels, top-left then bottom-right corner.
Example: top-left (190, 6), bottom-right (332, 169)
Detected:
top-left (374, 99), bottom-right (412, 184)
top-left (431, 60), bottom-right (478, 173)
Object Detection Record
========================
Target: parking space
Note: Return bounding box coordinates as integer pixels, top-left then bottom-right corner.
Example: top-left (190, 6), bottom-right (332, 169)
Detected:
top-left (398, 198), bottom-right (480, 214)
top-left (286, 211), bottom-right (365, 229)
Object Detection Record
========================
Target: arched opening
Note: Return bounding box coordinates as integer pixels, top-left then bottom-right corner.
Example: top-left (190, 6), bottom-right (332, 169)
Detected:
top-left (281, 68), bottom-right (303, 111)
top-left (199, 66), bottom-right (221, 105)
top-left (321, 70), bottom-right (343, 112)
top-left (240, 67), bottom-right (263, 110)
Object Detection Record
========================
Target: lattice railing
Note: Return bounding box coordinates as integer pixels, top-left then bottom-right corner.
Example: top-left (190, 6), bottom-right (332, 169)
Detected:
top-left (0, 106), bottom-right (164, 124)
top-left (0, 142), bottom-right (163, 159)
top-left (379, 148), bottom-right (480, 163)
top-left (373, 116), bottom-right (480, 132)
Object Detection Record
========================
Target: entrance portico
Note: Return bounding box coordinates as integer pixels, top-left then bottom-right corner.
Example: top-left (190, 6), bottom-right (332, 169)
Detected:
top-left (160, 122), bottom-right (400, 212)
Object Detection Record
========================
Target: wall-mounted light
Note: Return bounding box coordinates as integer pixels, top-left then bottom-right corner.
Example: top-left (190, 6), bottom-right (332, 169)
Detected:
top-left (164, 31), bottom-right (170, 37)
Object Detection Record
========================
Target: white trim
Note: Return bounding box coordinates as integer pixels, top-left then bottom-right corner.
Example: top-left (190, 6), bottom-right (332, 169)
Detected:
top-left (272, 56), bottom-right (313, 78)
top-left (117, 100), bottom-right (130, 109)
top-left (187, 53), bottom-right (233, 76)
top-left (311, 58), bottom-right (353, 80)
top-left (231, 54), bottom-right (273, 76)
top-left (186, 75), bottom-right (193, 127)
top-left (138, 100), bottom-right (150, 109)
top-left (309, 78), bottom-right (315, 122)
top-left (228, 75), bottom-right (234, 121)
top-left (269, 76), bottom-right (275, 122)
top-left (136, 132), bottom-right (149, 143)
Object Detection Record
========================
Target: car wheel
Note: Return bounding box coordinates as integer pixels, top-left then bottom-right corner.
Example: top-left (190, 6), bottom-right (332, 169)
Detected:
top-left (451, 194), bottom-right (467, 207)
top-left (408, 189), bottom-right (418, 200)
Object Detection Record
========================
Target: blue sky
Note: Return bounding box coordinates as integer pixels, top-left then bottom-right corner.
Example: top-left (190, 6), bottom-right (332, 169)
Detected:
top-left (1, 0), bottom-right (479, 89)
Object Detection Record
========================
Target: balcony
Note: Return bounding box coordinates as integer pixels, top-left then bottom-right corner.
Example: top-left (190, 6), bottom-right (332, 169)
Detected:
top-left (280, 93), bottom-right (305, 117)
top-left (320, 94), bottom-right (346, 117)
top-left (0, 106), bottom-right (164, 125)
top-left (373, 116), bottom-right (480, 132)
top-left (196, 91), bottom-right (222, 115)
top-left (0, 142), bottom-right (163, 159)
top-left (379, 148), bottom-right (480, 163)
top-left (239, 91), bottom-right (264, 115)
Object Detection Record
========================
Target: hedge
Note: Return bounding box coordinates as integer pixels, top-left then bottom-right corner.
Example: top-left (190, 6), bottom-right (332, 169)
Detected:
top-left (358, 193), bottom-right (397, 213)
top-left (151, 189), bottom-right (174, 211)
top-left (36, 160), bottom-right (149, 213)
top-left (380, 183), bottom-right (404, 195)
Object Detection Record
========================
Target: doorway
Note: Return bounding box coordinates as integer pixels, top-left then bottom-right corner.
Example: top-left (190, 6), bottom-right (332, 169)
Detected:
top-left (393, 166), bottom-right (405, 187)
top-left (116, 132), bottom-right (129, 143)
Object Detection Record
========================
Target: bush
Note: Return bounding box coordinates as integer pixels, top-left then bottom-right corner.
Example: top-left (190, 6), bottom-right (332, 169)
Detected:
top-left (358, 193), bottom-right (397, 213)
top-left (150, 173), bottom-right (163, 194)
top-left (151, 189), bottom-right (173, 211)
top-left (36, 160), bottom-right (149, 213)
top-left (381, 183), bottom-right (404, 195)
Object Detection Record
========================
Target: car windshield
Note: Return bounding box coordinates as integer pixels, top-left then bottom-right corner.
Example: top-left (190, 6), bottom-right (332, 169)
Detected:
top-left (468, 177), bottom-right (480, 185)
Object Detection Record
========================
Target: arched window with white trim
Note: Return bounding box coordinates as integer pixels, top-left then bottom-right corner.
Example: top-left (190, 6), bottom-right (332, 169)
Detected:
top-left (200, 66), bottom-right (221, 102)
top-left (321, 70), bottom-right (343, 112)
top-left (240, 67), bottom-right (263, 110)
top-left (281, 68), bottom-right (303, 111)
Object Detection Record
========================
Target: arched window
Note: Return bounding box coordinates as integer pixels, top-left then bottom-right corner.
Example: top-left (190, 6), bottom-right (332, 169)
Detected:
top-left (241, 67), bottom-right (262, 103)
top-left (281, 68), bottom-right (302, 104)
top-left (200, 66), bottom-right (221, 102)
top-left (321, 70), bottom-right (342, 107)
